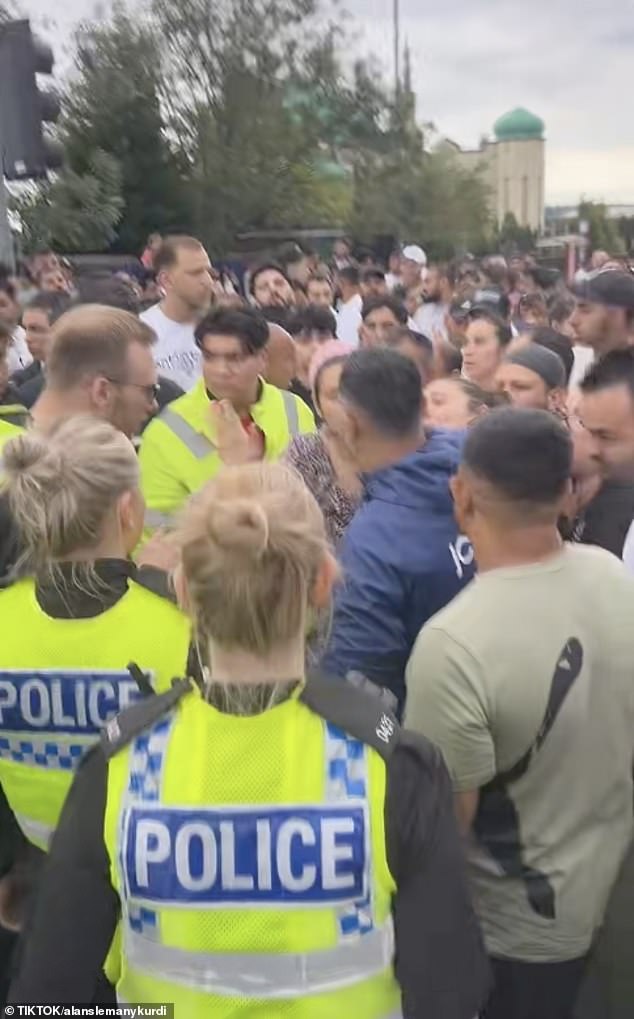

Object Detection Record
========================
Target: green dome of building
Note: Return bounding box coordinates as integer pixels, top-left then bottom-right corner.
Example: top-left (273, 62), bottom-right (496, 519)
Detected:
top-left (494, 108), bottom-right (545, 141)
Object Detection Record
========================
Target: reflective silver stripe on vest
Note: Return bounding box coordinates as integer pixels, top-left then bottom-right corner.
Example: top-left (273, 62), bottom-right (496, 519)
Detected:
top-left (14, 814), bottom-right (53, 848)
top-left (125, 918), bottom-right (394, 999)
top-left (144, 509), bottom-right (175, 530)
top-left (119, 998), bottom-right (401, 1014)
top-left (280, 389), bottom-right (300, 436)
top-left (160, 408), bottom-right (216, 460)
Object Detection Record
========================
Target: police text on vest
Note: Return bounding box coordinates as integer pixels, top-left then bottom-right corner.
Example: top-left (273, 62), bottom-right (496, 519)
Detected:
top-left (0, 670), bottom-right (140, 734)
top-left (125, 805), bottom-right (367, 905)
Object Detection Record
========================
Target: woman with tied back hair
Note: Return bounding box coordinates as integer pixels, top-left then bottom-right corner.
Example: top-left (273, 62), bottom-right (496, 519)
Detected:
top-left (10, 462), bottom-right (489, 1018)
top-left (0, 417), bottom-right (190, 858)
top-left (285, 340), bottom-right (360, 547)
top-left (424, 376), bottom-right (505, 430)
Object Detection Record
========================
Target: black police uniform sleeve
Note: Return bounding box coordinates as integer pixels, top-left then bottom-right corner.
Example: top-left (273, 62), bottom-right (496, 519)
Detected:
top-left (386, 732), bottom-right (491, 1019)
top-left (8, 746), bottom-right (118, 1003)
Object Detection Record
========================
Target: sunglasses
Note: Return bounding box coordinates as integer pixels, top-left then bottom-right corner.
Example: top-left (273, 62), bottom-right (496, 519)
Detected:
top-left (106, 377), bottom-right (161, 400)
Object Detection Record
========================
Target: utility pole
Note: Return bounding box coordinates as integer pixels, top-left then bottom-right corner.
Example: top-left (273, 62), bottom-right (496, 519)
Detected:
top-left (393, 0), bottom-right (400, 97)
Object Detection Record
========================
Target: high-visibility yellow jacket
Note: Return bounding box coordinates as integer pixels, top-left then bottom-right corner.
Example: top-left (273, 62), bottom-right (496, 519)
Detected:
top-left (0, 577), bottom-right (190, 850)
top-left (139, 379), bottom-right (315, 531)
top-left (103, 679), bottom-right (401, 1017)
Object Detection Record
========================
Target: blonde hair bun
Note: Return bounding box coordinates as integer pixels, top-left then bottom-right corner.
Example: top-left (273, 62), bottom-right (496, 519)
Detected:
top-left (206, 499), bottom-right (269, 558)
top-left (178, 463), bottom-right (329, 656)
top-left (1, 432), bottom-right (54, 476)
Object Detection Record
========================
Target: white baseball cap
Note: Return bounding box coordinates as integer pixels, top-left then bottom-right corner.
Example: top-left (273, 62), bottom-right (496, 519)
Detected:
top-left (402, 244), bottom-right (427, 266)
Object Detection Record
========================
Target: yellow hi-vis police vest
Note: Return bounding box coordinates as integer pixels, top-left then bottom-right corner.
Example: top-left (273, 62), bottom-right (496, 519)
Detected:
top-left (103, 679), bottom-right (402, 1017)
top-left (139, 378), bottom-right (315, 532)
top-left (0, 418), bottom-right (24, 453)
top-left (0, 577), bottom-right (190, 850)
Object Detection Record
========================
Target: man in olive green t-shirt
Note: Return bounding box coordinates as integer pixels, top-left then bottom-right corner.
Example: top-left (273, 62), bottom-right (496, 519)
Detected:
top-left (406, 408), bottom-right (634, 1019)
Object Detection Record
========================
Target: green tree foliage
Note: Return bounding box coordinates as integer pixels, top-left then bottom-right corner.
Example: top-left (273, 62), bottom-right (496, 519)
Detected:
top-left (25, 0), bottom-right (493, 256)
top-left (349, 85), bottom-right (492, 258)
top-left (151, 0), bottom-right (350, 251)
top-left (579, 200), bottom-right (625, 255)
top-left (12, 151), bottom-right (124, 252)
top-left (62, 8), bottom-right (190, 252)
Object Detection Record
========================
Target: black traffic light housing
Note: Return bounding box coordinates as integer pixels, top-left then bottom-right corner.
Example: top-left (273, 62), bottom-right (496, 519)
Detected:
top-left (0, 18), bottom-right (63, 180)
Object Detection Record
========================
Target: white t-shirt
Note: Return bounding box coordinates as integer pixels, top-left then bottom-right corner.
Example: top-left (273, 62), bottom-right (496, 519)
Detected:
top-left (7, 327), bottom-right (32, 375)
top-left (414, 301), bottom-right (449, 343)
top-left (336, 294), bottom-right (362, 348)
top-left (140, 304), bottom-right (201, 392)
top-left (569, 345), bottom-right (595, 390)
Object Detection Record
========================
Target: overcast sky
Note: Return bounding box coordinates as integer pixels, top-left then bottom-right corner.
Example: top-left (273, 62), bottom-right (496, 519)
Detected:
top-left (23, 0), bottom-right (634, 206)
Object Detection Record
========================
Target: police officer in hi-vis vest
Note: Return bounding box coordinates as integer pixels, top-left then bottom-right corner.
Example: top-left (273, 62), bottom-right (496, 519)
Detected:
top-left (10, 462), bottom-right (489, 1017)
top-left (0, 417), bottom-right (190, 852)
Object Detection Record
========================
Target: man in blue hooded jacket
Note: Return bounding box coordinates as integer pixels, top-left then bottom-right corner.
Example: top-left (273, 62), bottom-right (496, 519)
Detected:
top-left (321, 348), bottom-right (474, 714)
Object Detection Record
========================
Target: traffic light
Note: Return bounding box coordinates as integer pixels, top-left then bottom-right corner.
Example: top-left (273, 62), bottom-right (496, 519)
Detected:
top-left (0, 18), bottom-right (63, 181)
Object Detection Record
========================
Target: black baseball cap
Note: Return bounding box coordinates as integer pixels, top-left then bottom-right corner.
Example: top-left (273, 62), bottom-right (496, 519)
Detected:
top-left (572, 269), bottom-right (634, 310)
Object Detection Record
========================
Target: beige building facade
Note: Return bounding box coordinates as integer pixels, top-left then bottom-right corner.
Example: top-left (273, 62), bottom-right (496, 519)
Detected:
top-left (443, 108), bottom-right (545, 233)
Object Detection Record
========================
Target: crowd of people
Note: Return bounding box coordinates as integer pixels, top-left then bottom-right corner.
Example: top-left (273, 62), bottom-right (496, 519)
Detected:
top-left (0, 232), bottom-right (634, 1018)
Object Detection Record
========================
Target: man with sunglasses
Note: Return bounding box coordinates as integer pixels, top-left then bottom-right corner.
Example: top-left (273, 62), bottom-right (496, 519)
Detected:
top-left (31, 304), bottom-right (159, 440)
top-left (139, 306), bottom-right (315, 532)
top-left (1, 304), bottom-right (161, 581)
